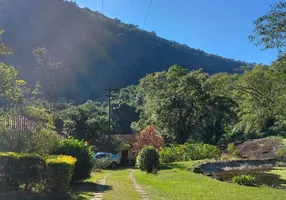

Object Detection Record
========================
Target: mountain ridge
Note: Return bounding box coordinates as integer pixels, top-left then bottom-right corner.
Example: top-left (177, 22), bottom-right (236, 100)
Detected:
top-left (0, 0), bottom-right (252, 103)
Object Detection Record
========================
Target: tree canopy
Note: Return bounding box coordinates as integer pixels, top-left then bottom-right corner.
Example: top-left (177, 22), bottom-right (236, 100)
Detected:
top-left (249, 1), bottom-right (286, 54)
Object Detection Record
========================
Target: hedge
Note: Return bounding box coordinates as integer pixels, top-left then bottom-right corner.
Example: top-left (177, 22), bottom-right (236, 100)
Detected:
top-left (52, 138), bottom-right (94, 182)
top-left (45, 156), bottom-right (76, 194)
top-left (0, 152), bottom-right (76, 196)
top-left (0, 152), bottom-right (45, 189)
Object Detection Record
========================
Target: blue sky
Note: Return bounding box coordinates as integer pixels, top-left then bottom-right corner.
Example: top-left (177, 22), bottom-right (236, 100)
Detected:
top-left (74, 0), bottom-right (279, 65)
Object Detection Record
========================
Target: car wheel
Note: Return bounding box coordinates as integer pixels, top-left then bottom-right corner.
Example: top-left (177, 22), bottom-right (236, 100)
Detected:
top-left (110, 162), bottom-right (117, 169)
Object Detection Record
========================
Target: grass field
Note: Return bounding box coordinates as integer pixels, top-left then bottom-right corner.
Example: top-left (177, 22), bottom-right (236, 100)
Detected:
top-left (103, 169), bottom-right (140, 200)
top-left (133, 161), bottom-right (286, 200)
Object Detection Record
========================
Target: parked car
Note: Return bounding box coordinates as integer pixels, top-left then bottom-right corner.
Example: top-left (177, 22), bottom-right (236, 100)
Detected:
top-left (94, 152), bottom-right (121, 168)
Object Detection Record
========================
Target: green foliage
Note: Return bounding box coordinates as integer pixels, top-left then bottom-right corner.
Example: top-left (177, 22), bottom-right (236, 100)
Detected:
top-left (21, 106), bottom-right (52, 124)
top-left (60, 101), bottom-right (107, 140)
top-left (93, 157), bottom-right (110, 169)
top-left (0, 126), bottom-right (61, 155)
top-left (0, 152), bottom-right (45, 189)
top-left (232, 175), bottom-right (256, 186)
top-left (52, 138), bottom-right (94, 182)
top-left (249, 1), bottom-right (285, 54)
top-left (159, 144), bottom-right (185, 163)
top-left (0, 152), bottom-right (76, 196)
top-left (277, 146), bottom-right (286, 160)
top-left (135, 66), bottom-right (237, 144)
top-left (159, 143), bottom-right (221, 163)
top-left (60, 101), bottom-right (125, 153)
top-left (0, 29), bottom-right (26, 104)
top-left (32, 47), bottom-right (63, 104)
top-left (227, 143), bottom-right (238, 156)
top-left (183, 143), bottom-right (221, 160)
top-left (45, 155), bottom-right (77, 195)
top-left (137, 146), bottom-right (160, 174)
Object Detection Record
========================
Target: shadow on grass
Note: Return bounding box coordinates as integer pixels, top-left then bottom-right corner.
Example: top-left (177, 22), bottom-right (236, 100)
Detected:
top-left (0, 190), bottom-right (50, 200)
top-left (214, 168), bottom-right (286, 189)
top-left (160, 163), bottom-right (189, 171)
top-left (104, 165), bottom-right (137, 171)
top-left (71, 181), bottom-right (112, 200)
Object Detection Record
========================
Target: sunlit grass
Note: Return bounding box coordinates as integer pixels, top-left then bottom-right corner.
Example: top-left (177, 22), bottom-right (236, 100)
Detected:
top-left (267, 167), bottom-right (286, 187)
top-left (103, 169), bottom-right (140, 200)
top-left (133, 161), bottom-right (286, 200)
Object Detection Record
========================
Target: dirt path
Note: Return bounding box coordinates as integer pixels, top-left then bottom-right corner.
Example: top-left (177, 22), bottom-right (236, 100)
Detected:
top-left (91, 173), bottom-right (110, 200)
top-left (129, 170), bottom-right (149, 200)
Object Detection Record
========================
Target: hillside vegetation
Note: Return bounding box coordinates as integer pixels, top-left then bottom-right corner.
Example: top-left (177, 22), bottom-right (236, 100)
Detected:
top-left (0, 0), bottom-right (250, 103)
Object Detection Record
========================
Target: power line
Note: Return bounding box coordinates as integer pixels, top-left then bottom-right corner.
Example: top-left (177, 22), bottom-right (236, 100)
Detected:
top-left (142, 0), bottom-right (153, 30)
top-left (121, 57), bottom-right (137, 88)
top-left (102, 0), bottom-right (104, 14)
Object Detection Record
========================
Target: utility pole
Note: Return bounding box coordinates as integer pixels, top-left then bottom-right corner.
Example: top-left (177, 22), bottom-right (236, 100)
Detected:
top-left (105, 88), bottom-right (120, 141)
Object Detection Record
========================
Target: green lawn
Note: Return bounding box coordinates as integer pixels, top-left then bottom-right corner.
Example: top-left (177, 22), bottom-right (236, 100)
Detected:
top-left (103, 168), bottom-right (140, 200)
top-left (133, 161), bottom-right (286, 200)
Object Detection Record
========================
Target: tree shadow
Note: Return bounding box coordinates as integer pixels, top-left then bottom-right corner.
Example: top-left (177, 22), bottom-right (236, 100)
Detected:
top-left (160, 163), bottom-right (188, 171)
top-left (71, 181), bottom-right (112, 199)
top-left (0, 190), bottom-right (53, 200)
top-left (214, 168), bottom-right (286, 189)
top-left (104, 166), bottom-right (137, 171)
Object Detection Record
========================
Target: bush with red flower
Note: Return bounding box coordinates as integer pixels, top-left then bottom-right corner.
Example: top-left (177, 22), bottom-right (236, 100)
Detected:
top-left (134, 126), bottom-right (164, 155)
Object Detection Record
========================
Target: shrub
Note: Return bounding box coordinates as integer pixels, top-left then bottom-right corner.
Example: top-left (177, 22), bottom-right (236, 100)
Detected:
top-left (159, 144), bottom-right (185, 163)
top-left (227, 143), bottom-right (238, 156)
top-left (0, 152), bottom-right (76, 196)
top-left (45, 156), bottom-right (77, 196)
top-left (232, 175), bottom-right (256, 186)
top-left (27, 128), bottom-right (61, 155)
top-left (277, 146), bottom-right (286, 160)
top-left (160, 143), bottom-right (221, 163)
top-left (185, 143), bottom-right (221, 160)
top-left (52, 138), bottom-right (94, 182)
top-left (137, 146), bottom-right (160, 174)
top-left (134, 126), bottom-right (164, 155)
top-left (93, 157), bottom-right (110, 169)
top-left (0, 126), bottom-right (61, 154)
top-left (0, 152), bottom-right (45, 189)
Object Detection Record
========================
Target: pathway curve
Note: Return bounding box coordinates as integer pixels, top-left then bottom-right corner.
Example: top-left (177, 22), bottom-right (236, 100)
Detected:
top-left (129, 170), bottom-right (150, 200)
top-left (91, 173), bottom-right (110, 200)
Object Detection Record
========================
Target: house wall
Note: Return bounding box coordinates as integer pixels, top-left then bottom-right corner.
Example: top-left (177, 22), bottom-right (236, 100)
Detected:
top-left (128, 148), bottom-right (134, 159)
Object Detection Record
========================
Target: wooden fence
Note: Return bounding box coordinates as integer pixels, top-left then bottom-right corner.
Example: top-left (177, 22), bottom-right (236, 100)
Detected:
top-left (2, 115), bottom-right (39, 132)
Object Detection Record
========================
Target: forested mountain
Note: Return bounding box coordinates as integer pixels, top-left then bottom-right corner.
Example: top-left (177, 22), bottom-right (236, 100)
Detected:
top-left (0, 0), bottom-right (251, 103)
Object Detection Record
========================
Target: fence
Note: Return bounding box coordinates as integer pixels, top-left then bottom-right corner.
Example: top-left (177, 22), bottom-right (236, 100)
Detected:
top-left (2, 115), bottom-right (39, 132)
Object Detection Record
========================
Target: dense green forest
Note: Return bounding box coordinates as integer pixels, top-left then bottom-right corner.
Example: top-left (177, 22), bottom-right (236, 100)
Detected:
top-left (0, 0), bottom-right (252, 103)
top-left (0, 0), bottom-right (285, 141)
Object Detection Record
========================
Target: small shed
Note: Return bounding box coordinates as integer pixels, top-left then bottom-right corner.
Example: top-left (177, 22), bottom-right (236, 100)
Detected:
top-left (116, 134), bottom-right (137, 165)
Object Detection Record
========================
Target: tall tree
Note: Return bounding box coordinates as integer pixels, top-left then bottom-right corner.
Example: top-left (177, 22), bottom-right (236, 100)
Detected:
top-left (32, 47), bottom-right (64, 107)
top-left (249, 1), bottom-right (286, 54)
top-left (0, 29), bottom-right (26, 105)
top-left (134, 65), bottom-right (235, 144)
